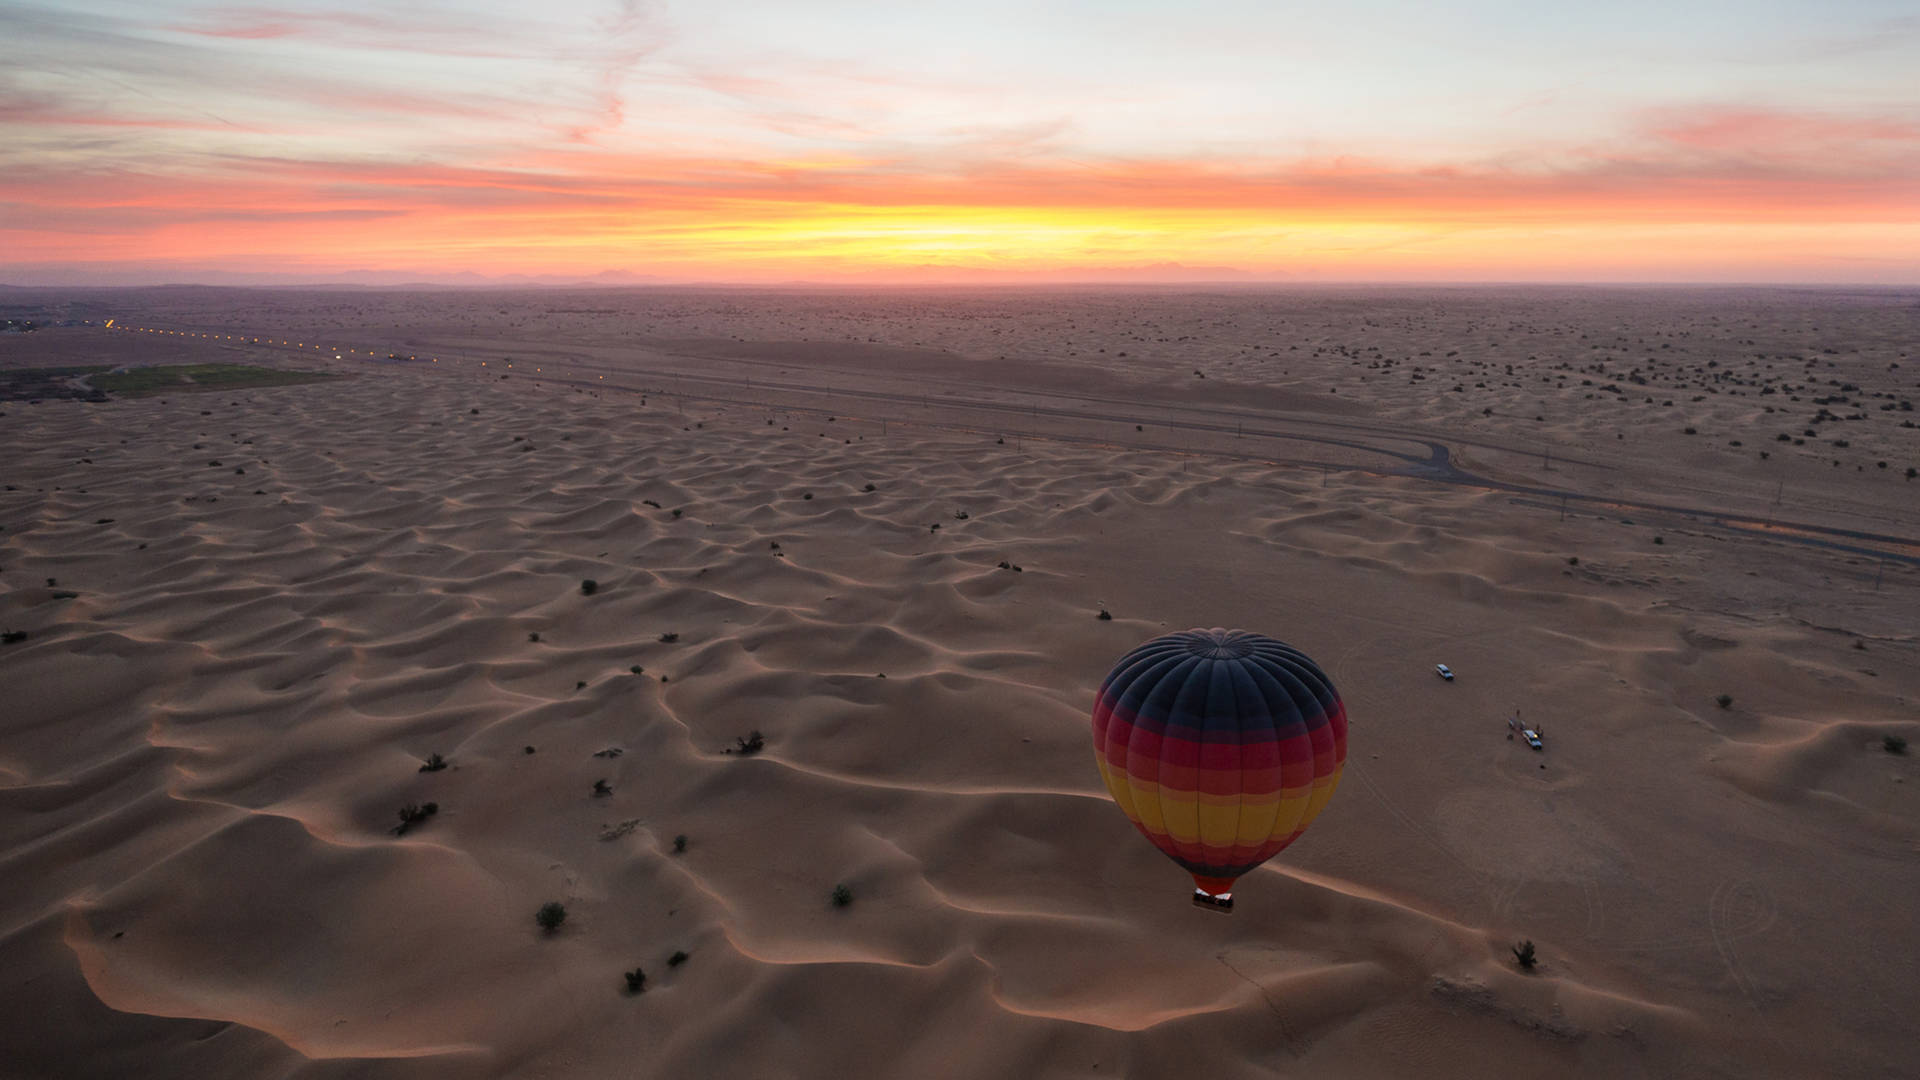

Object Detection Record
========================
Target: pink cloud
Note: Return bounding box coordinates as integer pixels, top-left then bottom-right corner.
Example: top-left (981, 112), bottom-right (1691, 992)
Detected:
top-left (1636, 105), bottom-right (1920, 171)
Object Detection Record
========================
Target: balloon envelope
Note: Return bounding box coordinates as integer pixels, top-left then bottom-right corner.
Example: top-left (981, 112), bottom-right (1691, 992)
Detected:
top-left (1091, 628), bottom-right (1346, 904)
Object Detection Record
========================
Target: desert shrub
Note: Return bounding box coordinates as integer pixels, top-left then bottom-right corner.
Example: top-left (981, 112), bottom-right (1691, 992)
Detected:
top-left (831, 884), bottom-right (853, 908)
top-left (863, 483), bottom-right (876, 492)
top-left (581, 579), bottom-right (599, 595)
top-left (630, 665), bottom-right (644, 674)
top-left (1652, 536), bottom-right (1664, 545)
top-left (1716, 694), bottom-right (1732, 709)
top-left (528, 632), bottom-right (541, 642)
top-left (420, 753), bottom-right (447, 772)
top-left (730, 731), bottom-right (765, 755)
top-left (1886, 735), bottom-right (1909, 755)
top-left (592, 779), bottom-right (612, 797)
top-left (1097, 609), bottom-right (1112, 620)
top-left (659, 632), bottom-right (679, 643)
top-left (1566, 556), bottom-right (1579, 566)
top-left (536, 902), bottom-right (567, 933)
top-left (668, 950), bottom-right (688, 967)
top-left (0, 630), bottom-right (26, 645)
top-left (1512, 940), bottom-right (1537, 969)
top-left (624, 968), bottom-right (646, 993)
top-left (673, 834), bottom-right (687, 853)
top-left (393, 802), bottom-right (439, 835)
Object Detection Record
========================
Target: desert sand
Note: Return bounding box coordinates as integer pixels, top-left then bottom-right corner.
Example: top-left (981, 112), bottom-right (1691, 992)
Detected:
top-left (1, 285), bottom-right (1915, 1079)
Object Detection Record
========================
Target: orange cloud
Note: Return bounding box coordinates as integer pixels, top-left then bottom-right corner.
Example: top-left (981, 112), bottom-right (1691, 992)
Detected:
top-left (6, 109), bottom-right (1917, 282)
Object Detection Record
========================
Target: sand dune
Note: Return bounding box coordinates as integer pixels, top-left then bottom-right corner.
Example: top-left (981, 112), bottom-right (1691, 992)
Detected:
top-left (2, 287), bottom-right (1916, 1079)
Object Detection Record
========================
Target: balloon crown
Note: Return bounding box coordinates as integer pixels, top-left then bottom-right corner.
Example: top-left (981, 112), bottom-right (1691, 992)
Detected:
top-left (1181, 627), bottom-right (1258, 660)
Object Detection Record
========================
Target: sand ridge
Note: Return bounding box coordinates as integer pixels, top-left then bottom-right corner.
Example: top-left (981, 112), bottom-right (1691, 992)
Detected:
top-left (2, 289), bottom-right (1917, 1079)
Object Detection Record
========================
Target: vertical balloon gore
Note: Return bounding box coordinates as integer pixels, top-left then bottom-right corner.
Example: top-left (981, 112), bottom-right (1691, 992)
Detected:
top-left (1092, 627), bottom-right (1347, 912)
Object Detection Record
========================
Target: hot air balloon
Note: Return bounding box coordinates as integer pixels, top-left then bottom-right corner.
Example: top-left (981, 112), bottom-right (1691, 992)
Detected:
top-left (1091, 627), bottom-right (1346, 911)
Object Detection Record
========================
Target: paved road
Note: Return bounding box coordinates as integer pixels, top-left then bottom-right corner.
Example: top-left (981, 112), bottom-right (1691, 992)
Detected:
top-left (516, 344), bottom-right (1920, 568)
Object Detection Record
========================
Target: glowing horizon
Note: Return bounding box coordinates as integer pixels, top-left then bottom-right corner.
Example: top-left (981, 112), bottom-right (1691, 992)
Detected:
top-left (3, 1), bottom-right (1917, 285)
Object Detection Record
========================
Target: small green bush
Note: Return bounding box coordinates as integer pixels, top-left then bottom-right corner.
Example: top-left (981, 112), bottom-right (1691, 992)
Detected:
top-left (420, 752), bottom-right (447, 772)
top-left (1886, 734), bottom-right (1909, 755)
top-left (581, 579), bottom-right (599, 596)
top-left (624, 968), bottom-right (646, 993)
top-left (536, 902), bottom-right (567, 933)
top-left (668, 950), bottom-right (688, 967)
top-left (673, 834), bottom-right (687, 853)
top-left (831, 883), bottom-right (853, 907)
top-left (1716, 694), bottom-right (1733, 709)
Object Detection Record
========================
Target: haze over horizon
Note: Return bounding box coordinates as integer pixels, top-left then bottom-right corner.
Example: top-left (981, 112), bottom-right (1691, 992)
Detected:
top-left (4, 0), bottom-right (1917, 286)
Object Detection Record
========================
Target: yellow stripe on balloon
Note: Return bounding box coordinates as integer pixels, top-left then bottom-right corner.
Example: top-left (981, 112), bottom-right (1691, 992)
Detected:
top-left (1095, 757), bottom-right (1140, 824)
top-left (1127, 778), bottom-right (1168, 835)
top-left (1157, 789), bottom-right (1201, 851)
top-left (1236, 795), bottom-right (1281, 847)
top-left (1299, 766), bottom-right (1344, 828)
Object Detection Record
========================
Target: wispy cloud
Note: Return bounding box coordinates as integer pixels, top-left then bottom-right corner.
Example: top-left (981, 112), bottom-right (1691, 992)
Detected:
top-left (4, 0), bottom-right (1917, 282)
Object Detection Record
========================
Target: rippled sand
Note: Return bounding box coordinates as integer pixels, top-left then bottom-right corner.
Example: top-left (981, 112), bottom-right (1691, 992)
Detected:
top-left (2, 288), bottom-right (1916, 1079)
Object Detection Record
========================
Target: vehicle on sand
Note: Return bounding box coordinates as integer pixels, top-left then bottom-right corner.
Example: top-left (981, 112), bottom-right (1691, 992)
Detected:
top-left (1507, 714), bottom-right (1543, 750)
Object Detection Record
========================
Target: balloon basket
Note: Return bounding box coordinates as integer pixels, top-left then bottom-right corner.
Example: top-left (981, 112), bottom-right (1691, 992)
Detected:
top-left (1191, 890), bottom-right (1234, 913)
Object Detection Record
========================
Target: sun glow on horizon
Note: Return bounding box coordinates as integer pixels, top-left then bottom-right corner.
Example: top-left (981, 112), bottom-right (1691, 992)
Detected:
top-left (3, 0), bottom-right (1917, 284)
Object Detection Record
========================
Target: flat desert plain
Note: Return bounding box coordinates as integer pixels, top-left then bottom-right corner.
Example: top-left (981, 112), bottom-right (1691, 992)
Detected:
top-left (1, 286), bottom-right (1916, 1080)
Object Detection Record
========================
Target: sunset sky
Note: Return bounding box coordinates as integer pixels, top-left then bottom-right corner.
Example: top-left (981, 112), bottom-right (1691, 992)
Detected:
top-left (3, 0), bottom-right (1917, 284)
